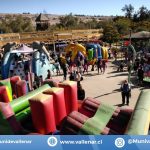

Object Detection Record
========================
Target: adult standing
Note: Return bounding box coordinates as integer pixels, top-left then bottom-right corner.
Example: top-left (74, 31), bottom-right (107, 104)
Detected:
top-left (97, 59), bottom-right (102, 74)
top-left (137, 66), bottom-right (144, 86)
top-left (102, 60), bottom-right (107, 74)
top-left (62, 63), bottom-right (68, 80)
top-left (120, 80), bottom-right (131, 105)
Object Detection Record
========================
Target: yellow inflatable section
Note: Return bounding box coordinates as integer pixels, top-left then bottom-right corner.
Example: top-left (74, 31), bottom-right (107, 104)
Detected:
top-left (89, 58), bottom-right (97, 65)
top-left (65, 43), bottom-right (86, 61)
top-left (102, 47), bottom-right (108, 60)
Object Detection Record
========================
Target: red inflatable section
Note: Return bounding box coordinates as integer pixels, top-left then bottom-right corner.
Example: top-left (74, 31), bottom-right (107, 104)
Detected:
top-left (79, 98), bottom-right (133, 134)
top-left (0, 86), bottom-right (11, 103)
top-left (60, 111), bottom-right (118, 135)
top-left (59, 81), bottom-right (78, 114)
top-left (10, 76), bottom-right (21, 96)
top-left (0, 102), bottom-right (23, 134)
top-left (29, 93), bottom-right (56, 134)
top-left (43, 87), bottom-right (67, 127)
top-left (16, 80), bottom-right (28, 97)
top-left (43, 79), bottom-right (60, 87)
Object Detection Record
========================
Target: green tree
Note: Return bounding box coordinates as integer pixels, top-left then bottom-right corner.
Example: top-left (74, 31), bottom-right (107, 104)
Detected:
top-left (134, 21), bottom-right (150, 31)
top-left (122, 4), bottom-right (134, 19)
top-left (85, 18), bottom-right (98, 29)
top-left (137, 6), bottom-right (150, 21)
top-left (58, 13), bottom-right (79, 29)
top-left (114, 17), bottom-right (131, 35)
top-left (0, 15), bottom-right (34, 33)
top-left (102, 22), bottom-right (120, 44)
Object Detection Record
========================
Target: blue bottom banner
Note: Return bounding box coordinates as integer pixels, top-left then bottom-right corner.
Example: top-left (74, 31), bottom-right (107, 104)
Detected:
top-left (0, 135), bottom-right (150, 150)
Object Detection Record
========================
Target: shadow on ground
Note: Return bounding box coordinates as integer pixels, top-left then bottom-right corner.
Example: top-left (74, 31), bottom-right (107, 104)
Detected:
top-left (114, 103), bottom-right (129, 107)
top-left (93, 89), bottom-right (120, 99)
top-left (107, 73), bottom-right (129, 78)
top-left (130, 76), bottom-right (150, 90)
top-left (83, 72), bottom-right (103, 77)
top-left (114, 104), bottom-right (124, 107)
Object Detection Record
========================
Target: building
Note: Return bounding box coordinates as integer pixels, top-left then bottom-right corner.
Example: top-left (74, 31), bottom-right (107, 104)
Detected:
top-left (35, 13), bottom-right (49, 31)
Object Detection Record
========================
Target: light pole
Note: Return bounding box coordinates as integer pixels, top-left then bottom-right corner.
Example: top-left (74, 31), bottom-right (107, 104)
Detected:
top-left (129, 29), bottom-right (132, 44)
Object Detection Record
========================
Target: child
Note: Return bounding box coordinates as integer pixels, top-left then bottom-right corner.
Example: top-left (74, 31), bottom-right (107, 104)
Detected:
top-left (47, 70), bottom-right (52, 79)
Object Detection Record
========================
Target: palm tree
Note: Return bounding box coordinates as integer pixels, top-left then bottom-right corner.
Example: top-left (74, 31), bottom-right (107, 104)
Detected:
top-left (122, 4), bottom-right (134, 19)
top-left (137, 6), bottom-right (149, 21)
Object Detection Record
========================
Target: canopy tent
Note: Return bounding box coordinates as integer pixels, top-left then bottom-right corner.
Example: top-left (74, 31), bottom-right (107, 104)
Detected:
top-left (123, 31), bottom-right (150, 39)
top-left (11, 44), bottom-right (35, 54)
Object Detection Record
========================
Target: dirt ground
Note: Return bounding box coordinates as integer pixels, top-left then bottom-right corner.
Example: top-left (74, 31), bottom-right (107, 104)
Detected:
top-left (53, 60), bottom-right (149, 109)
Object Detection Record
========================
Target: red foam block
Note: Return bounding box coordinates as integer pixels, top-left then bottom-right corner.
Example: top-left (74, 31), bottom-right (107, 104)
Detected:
top-left (59, 81), bottom-right (78, 114)
top-left (43, 87), bottom-right (67, 126)
top-left (10, 76), bottom-right (21, 96)
top-left (0, 86), bottom-right (11, 103)
top-left (16, 80), bottom-right (28, 97)
top-left (29, 93), bottom-right (56, 134)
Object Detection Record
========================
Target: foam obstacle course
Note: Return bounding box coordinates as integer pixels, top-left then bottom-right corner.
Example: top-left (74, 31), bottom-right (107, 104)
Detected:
top-left (0, 77), bottom-right (150, 135)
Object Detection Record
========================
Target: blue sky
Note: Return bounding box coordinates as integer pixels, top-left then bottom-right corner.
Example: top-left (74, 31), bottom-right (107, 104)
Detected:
top-left (0, 0), bottom-right (149, 16)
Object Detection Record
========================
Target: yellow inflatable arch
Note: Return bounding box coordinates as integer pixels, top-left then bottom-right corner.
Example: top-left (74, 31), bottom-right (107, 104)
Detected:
top-left (65, 44), bottom-right (87, 61)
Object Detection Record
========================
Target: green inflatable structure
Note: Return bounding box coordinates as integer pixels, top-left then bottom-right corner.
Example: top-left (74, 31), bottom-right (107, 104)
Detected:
top-left (126, 90), bottom-right (150, 135)
top-left (10, 84), bottom-right (50, 114)
top-left (88, 48), bottom-right (94, 61)
top-left (79, 103), bottom-right (116, 135)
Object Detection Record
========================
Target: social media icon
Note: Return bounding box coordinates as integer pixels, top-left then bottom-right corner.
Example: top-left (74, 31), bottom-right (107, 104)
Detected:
top-left (47, 136), bottom-right (58, 147)
top-left (115, 137), bottom-right (125, 148)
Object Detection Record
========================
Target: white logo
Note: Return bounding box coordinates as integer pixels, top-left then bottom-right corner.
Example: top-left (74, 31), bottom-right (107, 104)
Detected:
top-left (115, 137), bottom-right (125, 148)
top-left (47, 136), bottom-right (58, 147)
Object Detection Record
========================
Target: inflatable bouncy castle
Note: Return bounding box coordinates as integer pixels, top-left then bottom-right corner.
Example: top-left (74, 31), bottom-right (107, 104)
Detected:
top-left (1, 42), bottom-right (55, 80)
top-left (86, 43), bottom-right (108, 61)
top-left (86, 43), bottom-right (102, 65)
top-left (65, 43), bottom-right (87, 62)
top-left (64, 43), bottom-right (108, 66)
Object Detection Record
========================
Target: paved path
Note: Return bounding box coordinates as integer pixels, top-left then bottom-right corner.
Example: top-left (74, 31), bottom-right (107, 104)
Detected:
top-left (53, 60), bottom-right (144, 109)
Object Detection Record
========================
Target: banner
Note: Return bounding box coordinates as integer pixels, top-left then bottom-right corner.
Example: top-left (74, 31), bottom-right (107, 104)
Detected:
top-left (1, 135), bottom-right (150, 150)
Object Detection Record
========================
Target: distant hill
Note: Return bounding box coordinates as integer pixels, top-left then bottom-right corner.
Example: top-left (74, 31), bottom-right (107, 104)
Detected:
top-left (0, 13), bottom-right (115, 27)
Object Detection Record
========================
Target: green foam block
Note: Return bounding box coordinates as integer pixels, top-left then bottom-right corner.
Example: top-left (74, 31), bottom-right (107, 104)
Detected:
top-left (79, 102), bottom-right (116, 135)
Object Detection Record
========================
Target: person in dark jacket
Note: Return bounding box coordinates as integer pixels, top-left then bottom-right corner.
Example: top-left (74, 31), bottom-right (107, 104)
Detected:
top-left (120, 80), bottom-right (131, 105)
top-left (137, 66), bottom-right (144, 86)
top-left (97, 59), bottom-right (102, 74)
top-left (77, 83), bottom-right (85, 100)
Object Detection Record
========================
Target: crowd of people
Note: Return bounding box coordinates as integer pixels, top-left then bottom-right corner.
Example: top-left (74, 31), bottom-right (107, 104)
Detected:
top-left (0, 43), bottom-right (150, 105)
top-left (40, 50), bottom-right (110, 101)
